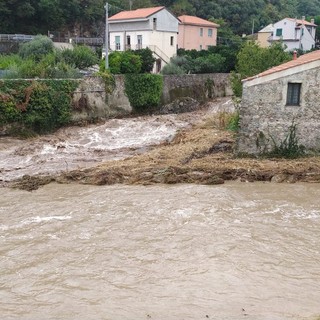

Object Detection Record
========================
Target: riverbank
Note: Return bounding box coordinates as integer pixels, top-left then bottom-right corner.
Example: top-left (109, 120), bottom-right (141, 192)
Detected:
top-left (9, 102), bottom-right (320, 191)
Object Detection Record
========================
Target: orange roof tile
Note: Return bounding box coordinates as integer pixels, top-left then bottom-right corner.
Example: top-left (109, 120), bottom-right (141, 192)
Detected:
top-left (244, 50), bottom-right (320, 82)
top-left (109, 6), bottom-right (165, 21)
top-left (286, 17), bottom-right (317, 27)
top-left (178, 15), bottom-right (219, 27)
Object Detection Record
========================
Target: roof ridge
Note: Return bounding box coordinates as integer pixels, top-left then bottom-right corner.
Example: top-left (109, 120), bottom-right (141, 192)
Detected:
top-left (244, 50), bottom-right (320, 82)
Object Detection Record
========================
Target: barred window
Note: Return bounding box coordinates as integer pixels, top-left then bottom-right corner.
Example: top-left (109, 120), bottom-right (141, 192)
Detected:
top-left (286, 83), bottom-right (301, 106)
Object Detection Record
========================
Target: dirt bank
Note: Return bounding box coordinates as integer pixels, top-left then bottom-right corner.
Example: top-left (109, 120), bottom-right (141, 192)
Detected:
top-left (10, 110), bottom-right (320, 191)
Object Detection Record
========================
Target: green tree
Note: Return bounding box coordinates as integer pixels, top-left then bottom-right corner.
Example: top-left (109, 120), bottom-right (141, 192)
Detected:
top-left (232, 41), bottom-right (291, 97)
top-left (236, 41), bottom-right (290, 78)
top-left (61, 45), bottom-right (99, 69)
top-left (134, 48), bottom-right (156, 73)
top-left (18, 35), bottom-right (54, 62)
top-left (108, 51), bottom-right (142, 74)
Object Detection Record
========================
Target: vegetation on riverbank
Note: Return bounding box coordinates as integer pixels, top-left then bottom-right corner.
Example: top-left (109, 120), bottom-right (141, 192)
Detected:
top-left (0, 36), bottom-right (99, 79)
top-left (0, 79), bottom-right (78, 135)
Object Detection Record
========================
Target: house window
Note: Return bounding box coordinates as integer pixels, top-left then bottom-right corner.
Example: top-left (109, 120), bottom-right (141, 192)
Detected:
top-left (200, 45), bottom-right (203, 50)
top-left (115, 36), bottom-right (120, 50)
top-left (286, 83), bottom-right (301, 106)
top-left (170, 36), bottom-right (174, 46)
top-left (126, 35), bottom-right (131, 50)
top-left (137, 35), bottom-right (142, 49)
top-left (276, 28), bottom-right (282, 36)
top-left (200, 28), bottom-right (203, 36)
top-left (208, 29), bottom-right (213, 37)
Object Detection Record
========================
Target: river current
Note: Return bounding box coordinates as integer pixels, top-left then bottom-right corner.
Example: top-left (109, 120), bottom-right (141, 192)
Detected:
top-left (1, 100), bottom-right (319, 319)
top-left (1, 182), bottom-right (320, 320)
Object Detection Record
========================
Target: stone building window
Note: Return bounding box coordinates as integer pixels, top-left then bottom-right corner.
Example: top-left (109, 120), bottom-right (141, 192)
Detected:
top-left (286, 83), bottom-right (301, 106)
top-left (276, 28), bottom-right (282, 36)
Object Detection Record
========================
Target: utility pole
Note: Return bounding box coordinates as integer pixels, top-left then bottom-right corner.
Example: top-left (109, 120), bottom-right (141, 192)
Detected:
top-left (105, 2), bottom-right (109, 70)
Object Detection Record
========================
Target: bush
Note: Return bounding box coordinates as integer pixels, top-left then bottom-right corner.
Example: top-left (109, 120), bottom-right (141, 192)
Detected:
top-left (125, 74), bottom-right (163, 110)
top-left (268, 122), bottom-right (305, 159)
top-left (0, 79), bottom-right (78, 134)
top-left (161, 63), bottom-right (186, 75)
top-left (192, 54), bottom-right (226, 73)
top-left (161, 54), bottom-right (225, 74)
top-left (1, 50), bottom-right (82, 79)
top-left (108, 52), bottom-right (122, 74)
top-left (61, 45), bottom-right (99, 69)
top-left (134, 48), bottom-right (156, 73)
top-left (18, 35), bottom-right (54, 62)
top-left (107, 51), bottom-right (142, 74)
top-left (230, 71), bottom-right (242, 97)
top-left (120, 51), bottom-right (142, 74)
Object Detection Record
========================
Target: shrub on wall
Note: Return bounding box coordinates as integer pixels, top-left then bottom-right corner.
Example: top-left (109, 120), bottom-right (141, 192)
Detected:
top-left (134, 48), bottom-right (156, 73)
top-left (107, 51), bottom-right (142, 74)
top-left (124, 74), bottom-right (163, 110)
top-left (18, 35), bottom-right (54, 62)
top-left (0, 79), bottom-right (78, 134)
top-left (61, 45), bottom-right (99, 69)
top-left (120, 51), bottom-right (142, 74)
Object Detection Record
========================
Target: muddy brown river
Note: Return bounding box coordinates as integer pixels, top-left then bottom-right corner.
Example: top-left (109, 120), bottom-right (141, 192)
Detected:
top-left (1, 182), bottom-right (320, 320)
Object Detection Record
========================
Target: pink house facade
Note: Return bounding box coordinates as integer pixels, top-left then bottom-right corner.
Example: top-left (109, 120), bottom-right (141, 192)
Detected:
top-left (178, 15), bottom-right (219, 51)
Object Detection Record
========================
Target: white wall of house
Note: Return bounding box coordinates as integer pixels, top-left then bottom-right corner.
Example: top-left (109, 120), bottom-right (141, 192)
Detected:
top-left (270, 19), bottom-right (316, 51)
top-left (149, 31), bottom-right (177, 60)
top-left (109, 20), bottom-right (149, 32)
top-left (148, 9), bottom-right (179, 32)
top-left (109, 31), bottom-right (151, 51)
top-left (108, 8), bottom-right (179, 71)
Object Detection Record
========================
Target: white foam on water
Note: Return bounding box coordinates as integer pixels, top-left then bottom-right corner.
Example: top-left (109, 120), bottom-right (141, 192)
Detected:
top-left (0, 215), bottom-right (72, 231)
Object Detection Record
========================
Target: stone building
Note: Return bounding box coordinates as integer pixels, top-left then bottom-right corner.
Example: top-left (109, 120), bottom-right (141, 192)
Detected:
top-left (237, 50), bottom-right (320, 155)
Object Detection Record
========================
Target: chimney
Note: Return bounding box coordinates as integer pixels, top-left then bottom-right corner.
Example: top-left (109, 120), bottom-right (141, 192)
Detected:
top-left (311, 18), bottom-right (315, 24)
top-left (302, 16), bottom-right (306, 21)
top-left (293, 50), bottom-right (297, 60)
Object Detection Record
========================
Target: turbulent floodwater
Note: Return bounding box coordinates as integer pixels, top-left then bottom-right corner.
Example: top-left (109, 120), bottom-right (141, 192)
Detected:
top-left (0, 98), bottom-right (234, 184)
top-left (0, 114), bottom-right (193, 182)
top-left (1, 182), bottom-right (320, 320)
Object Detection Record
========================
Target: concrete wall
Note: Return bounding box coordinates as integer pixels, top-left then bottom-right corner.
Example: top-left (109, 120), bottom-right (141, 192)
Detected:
top-left (237, 66), bottom-right (320, 155)
top-left (162, 74), bottom-right (232, 104)
top-left (71, 73), bottom-right (232, 121)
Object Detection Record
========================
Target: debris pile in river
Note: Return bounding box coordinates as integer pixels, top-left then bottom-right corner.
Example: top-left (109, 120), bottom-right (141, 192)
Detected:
top-left (9, 105), bottom-right (320, 191)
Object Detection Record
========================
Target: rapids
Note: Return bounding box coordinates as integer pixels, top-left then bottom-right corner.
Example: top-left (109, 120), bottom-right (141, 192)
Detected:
top-left (1, 182), bottom-right (320, 320)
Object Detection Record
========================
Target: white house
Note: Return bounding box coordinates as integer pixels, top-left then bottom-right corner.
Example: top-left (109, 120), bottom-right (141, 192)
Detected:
top-left (265, 17), bottom-right (317, 51)
top-left (108, 6), bottom-right (179, 72)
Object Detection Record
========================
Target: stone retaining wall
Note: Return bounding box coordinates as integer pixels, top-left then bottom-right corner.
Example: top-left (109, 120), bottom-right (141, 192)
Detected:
top-left (71, 73), bottom-right (232, 122)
